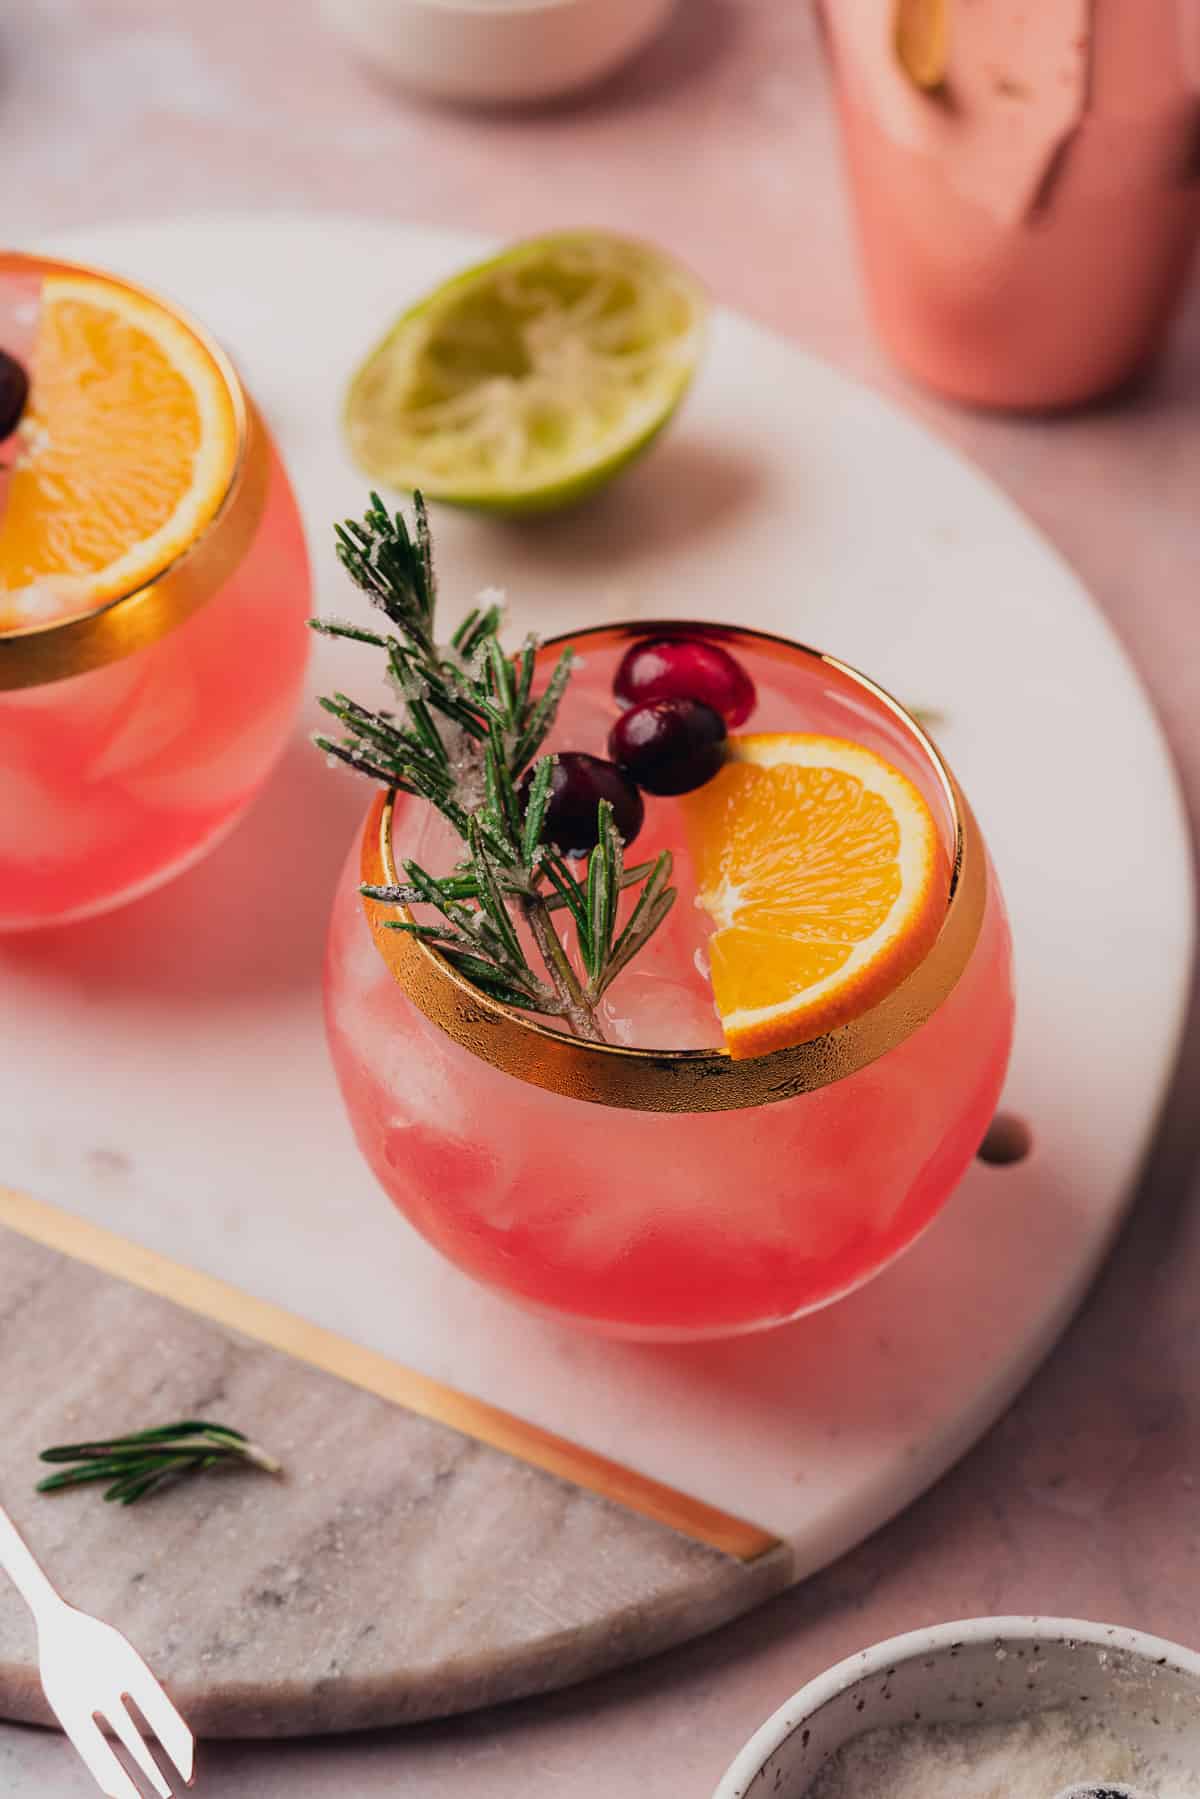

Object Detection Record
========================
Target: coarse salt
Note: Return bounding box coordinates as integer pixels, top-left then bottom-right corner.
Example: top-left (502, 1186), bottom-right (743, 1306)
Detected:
top-left (805, 1709), bottom-right (1200, 1799)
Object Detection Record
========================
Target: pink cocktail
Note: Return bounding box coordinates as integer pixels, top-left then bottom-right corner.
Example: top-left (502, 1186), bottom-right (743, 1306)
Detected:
top-left (0, 254), bottom-right (310, 930)
top-left (325, 626), bottom-right (1014, 1341)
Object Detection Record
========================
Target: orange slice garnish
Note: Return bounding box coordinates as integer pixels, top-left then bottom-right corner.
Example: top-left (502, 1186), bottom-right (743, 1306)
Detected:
top-left (0, 272), bottom-right (238, 631)
top-left (681, 733), bottom-right (948, 1059)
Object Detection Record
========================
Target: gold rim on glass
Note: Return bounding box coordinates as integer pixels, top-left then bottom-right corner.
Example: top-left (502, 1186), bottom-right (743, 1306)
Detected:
top-left (359, 624), bottom-right (988, 1114)
top-left (0, 252), bottom-right (268, 693)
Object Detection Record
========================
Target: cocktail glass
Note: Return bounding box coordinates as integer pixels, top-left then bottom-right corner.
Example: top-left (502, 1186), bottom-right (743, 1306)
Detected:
top-left (324, 624), bottom-right (1014, 1341)
top-left (0, 254), bottom-right (311, 930)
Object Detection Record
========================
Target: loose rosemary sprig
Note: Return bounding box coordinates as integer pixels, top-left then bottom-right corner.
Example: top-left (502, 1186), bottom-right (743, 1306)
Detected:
top-left (37, 1421), bottom-right (282, 1507)
top-left (312, 493), bottom-right (676, 1042)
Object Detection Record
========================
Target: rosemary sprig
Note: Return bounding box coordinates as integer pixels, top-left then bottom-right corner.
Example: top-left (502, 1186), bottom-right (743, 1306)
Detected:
top-left (37, 1421), bottom-right (282, 1506)
top-left (312, 492), bottom-right (675, 1040)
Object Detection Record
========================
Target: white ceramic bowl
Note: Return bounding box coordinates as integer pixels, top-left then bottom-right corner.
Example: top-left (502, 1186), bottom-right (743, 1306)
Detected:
top-left (714, 1617), bottom-right (1200, 1797)
top-left (320, 0), bottom-right (676, 105)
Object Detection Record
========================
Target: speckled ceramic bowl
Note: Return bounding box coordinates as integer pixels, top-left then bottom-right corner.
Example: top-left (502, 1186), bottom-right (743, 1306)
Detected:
top-left (714, 1617), bottom-right (1200, 1797)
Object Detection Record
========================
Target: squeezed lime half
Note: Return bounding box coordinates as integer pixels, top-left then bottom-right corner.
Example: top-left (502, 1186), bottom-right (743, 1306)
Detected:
top-left (343, 231), bottom-right (709, 516)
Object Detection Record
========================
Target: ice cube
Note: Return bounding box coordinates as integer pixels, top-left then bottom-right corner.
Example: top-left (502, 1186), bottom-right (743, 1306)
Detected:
top-left (86, 665), bottom-right (196, 780)
top-left (0, 761), bottom-right (126, 865)
top-left (538, 671), bottom-right (616, 761)
top-left (391, 791), bottom-right (460, 879)
top-left (2, 655), bottom-right (145, 734)
top-left (600, 969), bottom-right (724, 1050)
top-left (123, 692), bottom-right (292, 812)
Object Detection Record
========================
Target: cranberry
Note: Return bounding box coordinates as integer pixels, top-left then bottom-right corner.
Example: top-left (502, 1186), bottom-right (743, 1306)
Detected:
top-left (609, 698), bottom-right (727, 796)
top-left (521, 752), bottom-right (644, 859)
top-left (0, 350), bottom-right (28, 441)
top-left (613, 635), bottom-right (756, 726)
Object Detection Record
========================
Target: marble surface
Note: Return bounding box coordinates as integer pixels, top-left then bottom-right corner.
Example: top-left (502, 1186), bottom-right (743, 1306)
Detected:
top-left (0, 1229), bottom-right (791, 1736)
top-left (2, 2), bottom-right (1199, 1796)
top-left (2, 205), bottom-right (1187, 1737)
top-left (9, 205), bottom-right (1190, 1586)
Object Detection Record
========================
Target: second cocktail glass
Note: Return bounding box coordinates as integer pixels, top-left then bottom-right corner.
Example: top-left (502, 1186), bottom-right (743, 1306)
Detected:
top-left (0, 253), bottom-right (311, 930)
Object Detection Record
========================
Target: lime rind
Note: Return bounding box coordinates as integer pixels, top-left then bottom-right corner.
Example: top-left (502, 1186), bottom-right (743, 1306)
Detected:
top-left (343, 231), bottom-right (708, 516)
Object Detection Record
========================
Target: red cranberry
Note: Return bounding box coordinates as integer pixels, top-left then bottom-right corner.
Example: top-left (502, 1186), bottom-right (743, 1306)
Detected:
top-left (613, 635), bottom-right (756, 726)
top-left (521, 753), bottom-right (644, 859)
top-left (609, 698), bottom-right (727, 796)
top-left (0, 351), bottom-right (28, 441)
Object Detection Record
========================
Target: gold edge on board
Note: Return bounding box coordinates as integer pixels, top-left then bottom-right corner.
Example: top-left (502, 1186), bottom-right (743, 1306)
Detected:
top-left (0, 1186), bottom-right (783, 1565)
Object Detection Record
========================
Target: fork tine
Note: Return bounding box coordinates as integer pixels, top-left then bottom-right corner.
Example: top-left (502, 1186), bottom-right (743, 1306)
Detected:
top-left (119, 1659), bottom-right (195, 1787)
top-left (104, 1699), bottom-right (173, 1798)
top-left (60, 1713), bottom-right (144, 1799)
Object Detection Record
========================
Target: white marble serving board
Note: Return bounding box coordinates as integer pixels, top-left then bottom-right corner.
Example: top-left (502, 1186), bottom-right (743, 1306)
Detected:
top-left (0, 215), bottom-right (1191, 1730)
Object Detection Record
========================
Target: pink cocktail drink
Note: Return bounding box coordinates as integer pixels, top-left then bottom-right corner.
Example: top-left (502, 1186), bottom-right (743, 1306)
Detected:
top-left (325, 627), bottom-right (1013, 1340)
top-left (0, 255), bottom-right (310, 930)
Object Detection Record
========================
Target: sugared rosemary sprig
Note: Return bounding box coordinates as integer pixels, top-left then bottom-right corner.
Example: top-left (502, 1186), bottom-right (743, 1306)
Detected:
top-left (37, 1421), bottom-right (282, 1506)
top-left (311, 493), bottom-right (675, 1041)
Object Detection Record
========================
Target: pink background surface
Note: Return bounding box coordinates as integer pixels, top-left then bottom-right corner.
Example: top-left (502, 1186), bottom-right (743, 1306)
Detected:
top-left (3, 1), bottom-right (1199, 1793)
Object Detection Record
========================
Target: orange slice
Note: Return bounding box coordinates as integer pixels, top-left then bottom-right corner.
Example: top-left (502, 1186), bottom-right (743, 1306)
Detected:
top-left (0, 272), bottom-right (238, 631)
top-left (681, 733), bottom-right (948, 1059)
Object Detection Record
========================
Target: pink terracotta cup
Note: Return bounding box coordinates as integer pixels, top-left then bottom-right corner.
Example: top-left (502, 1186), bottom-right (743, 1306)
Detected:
top-left (821, 0), bottom-right (1200, 410)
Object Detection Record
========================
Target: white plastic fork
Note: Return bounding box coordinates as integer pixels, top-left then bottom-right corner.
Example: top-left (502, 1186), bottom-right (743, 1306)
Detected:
top-left (0, 1502), bottom-right (194, 1797)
